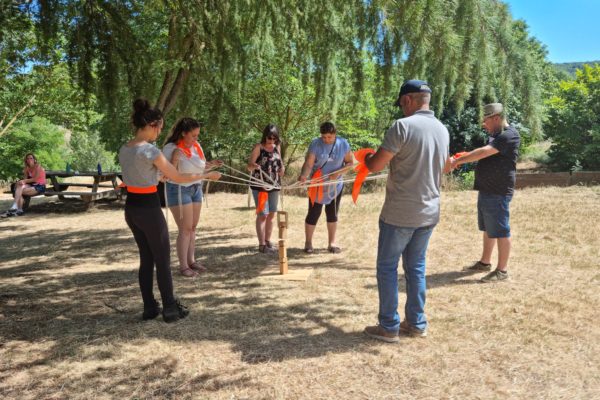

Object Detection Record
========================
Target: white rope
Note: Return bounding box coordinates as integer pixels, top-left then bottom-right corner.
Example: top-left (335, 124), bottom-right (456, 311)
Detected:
top-left (218, 172), bottom-right (277, 190)
top-left (298, 173), bottom-right (388, 189)
top-left (204, 181), bottom-right (210, 208)
top-left (259, 167), bottom-right (279, 187)
top-left (208, 163), bottom-right (387, 193)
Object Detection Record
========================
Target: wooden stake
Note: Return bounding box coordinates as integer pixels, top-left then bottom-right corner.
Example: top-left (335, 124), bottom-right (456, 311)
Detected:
top-left (277, 211), bottom-right (288, 275)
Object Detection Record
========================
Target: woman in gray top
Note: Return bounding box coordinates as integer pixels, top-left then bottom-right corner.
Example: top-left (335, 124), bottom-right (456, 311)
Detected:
top-left (119, 98), bottom-right (221, 323)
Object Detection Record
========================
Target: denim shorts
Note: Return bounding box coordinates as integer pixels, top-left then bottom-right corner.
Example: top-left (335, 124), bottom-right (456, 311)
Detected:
top-left (252, 189), bottom-right (279, 215)
top-left (31, 184), bottom-right (46, 194)
top-left (165, 182), bottom-right (203, 206)
top-left (477, 192), bottom-right (512, 238)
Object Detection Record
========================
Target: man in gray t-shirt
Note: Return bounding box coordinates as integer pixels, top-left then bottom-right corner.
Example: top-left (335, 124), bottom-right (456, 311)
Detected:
top-left (363, 79), bottom-right (450, 343)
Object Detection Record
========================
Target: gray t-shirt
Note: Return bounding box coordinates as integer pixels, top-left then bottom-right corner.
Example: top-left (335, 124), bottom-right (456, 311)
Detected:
top-left (118, 142), bottom-right (161, 187)
top-left (379, 110), bottom-right (450, 228)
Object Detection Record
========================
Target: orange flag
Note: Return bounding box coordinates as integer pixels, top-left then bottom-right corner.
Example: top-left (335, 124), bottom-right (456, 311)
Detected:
top-left (256, 191), bottom-right (268, 214)
top-left (352, 148), bottom-right (375, 204)
top-left (307, 169), bottom-right (323, 206)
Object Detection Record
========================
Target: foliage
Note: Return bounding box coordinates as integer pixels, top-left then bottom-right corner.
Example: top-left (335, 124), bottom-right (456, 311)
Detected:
top-left (69, 129), bottom-right (118, 173)
top-left (519, 141), bottom-right (551, 166)
top-left (442, 106), bottom-right (488, 154)
top-left (0, 1), bottom-right (35, 82)
top-left (554, 61), bottom-right (600, 78)
top-left (545, 65), bottom-right (600, 171)
top-left (13, 0), bottom-right (549, 152)
top-left (0, 61), bottom-right (116, 180)
top-left (0, 117), bottom-right (69, 180)
top-left (236, 62), bottom-right (332, 165)
top-left (1, 64), bottom-right (99, 133)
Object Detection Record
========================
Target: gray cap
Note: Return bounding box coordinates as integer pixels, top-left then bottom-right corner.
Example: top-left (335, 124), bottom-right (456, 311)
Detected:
top-left (483, 103), bottom-right (503, 118)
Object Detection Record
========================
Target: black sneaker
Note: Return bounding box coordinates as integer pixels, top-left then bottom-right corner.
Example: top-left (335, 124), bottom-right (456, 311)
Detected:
top-left (481, 269), bottom-right (509, 283)
top-left (2, 209), bottom-right (17, 218)
top-left (15, 210), bottom-right (24, 216)
top-left (162, 298), bottom-right (189, 323)
top-left (463, 261), bottom-right (492, 272)
top-left (142, 299), bottom-right (162, 321)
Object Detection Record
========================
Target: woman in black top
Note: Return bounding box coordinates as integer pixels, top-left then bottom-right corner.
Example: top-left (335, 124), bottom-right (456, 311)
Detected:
top-left (246, 124), bottom-right (285, 253)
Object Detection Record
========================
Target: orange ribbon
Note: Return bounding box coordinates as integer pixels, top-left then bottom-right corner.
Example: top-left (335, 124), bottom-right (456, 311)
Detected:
top-left (351, 148), bottom-right (375, 204)
top-left (177, 140), bottom-right (205, 160)
top-left (256, 191), bottom-right (268, 214)
top-left (307, 169), bottom-right (324, 206)
top-left (452, 151), bottom-right (467, 159)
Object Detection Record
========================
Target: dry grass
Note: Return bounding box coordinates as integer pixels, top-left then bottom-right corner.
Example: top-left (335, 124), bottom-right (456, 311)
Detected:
top-left (1, 186), bottom-right (599, 399)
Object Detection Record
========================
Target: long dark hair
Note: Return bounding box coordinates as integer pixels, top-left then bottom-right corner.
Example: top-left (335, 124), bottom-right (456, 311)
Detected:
top-left (163, 117), bottom-right (202, 145)
top-left (260, 124), bottom-right (281, 145)
top-left (23, 153), bottom-right (38, 166)
top-left (131, 98), bottom-right (163, 129)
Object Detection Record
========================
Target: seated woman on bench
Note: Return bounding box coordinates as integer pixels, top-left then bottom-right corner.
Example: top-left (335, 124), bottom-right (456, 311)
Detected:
top-left (7, 153), bottom-right (46, 216)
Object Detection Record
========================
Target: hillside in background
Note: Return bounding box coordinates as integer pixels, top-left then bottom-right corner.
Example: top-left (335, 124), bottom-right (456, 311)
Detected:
top-left (554, 61), bottom-right (600, 77)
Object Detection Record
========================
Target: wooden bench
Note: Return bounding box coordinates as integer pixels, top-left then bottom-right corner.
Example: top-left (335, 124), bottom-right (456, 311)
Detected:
top-left (14, 171), bottom-right (122, 208)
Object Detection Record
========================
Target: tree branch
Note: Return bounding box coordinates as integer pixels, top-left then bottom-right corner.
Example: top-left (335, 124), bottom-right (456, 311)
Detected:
top-left (0, 96), bottom-right (35, 137)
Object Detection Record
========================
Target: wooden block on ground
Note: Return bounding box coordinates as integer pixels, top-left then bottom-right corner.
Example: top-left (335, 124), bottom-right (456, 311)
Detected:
top-left (257, 267), bottom-right (313, 281)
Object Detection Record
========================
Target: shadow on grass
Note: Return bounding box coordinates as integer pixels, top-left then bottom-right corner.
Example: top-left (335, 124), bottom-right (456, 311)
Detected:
top-left (0, 223), bottom-right (380, 385)
top-left (362, 269), bottom-right (482, 293)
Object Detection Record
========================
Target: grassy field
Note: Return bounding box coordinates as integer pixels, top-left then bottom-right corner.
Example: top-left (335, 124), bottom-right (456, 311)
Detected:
top-left (1, 186), bottom-right (599, 399)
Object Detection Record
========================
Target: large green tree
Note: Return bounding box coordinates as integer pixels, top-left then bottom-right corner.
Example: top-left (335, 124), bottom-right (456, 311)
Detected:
top-left (22, 0), bottom-right (547, 152)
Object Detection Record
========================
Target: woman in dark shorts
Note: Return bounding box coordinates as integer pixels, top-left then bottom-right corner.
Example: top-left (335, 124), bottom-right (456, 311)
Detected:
top-left (7, 153), bottom-right (46, 216)
top-left (119, 98), bottom-right (221, 323)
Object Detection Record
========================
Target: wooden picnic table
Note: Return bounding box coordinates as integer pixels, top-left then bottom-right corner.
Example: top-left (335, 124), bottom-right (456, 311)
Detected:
top-left (44, 170), bottom-right (122, 203)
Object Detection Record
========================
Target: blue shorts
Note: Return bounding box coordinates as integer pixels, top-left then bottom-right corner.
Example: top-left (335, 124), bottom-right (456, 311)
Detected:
top-left (165, 182), bottom-right (203, 206)
top-left (252, 190), bottom-right (279, 215)
top-left (31, 184), bottom-right (46, 194)
top-left (477, 192), bottom-right (512, 238)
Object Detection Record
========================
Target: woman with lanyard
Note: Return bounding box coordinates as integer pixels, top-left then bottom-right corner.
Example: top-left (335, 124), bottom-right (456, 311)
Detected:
top-left (247, 124), bottom-right (285, 253)
top-left (162, 117), bottom-right (223, 277)
top-left (119, 99), bottom-right (221, 323)
top-left (6, 153), bottom-right (46, 216)
top-left (298, 122), bottom-right (353, 254)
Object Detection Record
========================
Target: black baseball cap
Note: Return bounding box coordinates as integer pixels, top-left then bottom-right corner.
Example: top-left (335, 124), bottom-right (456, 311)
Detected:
top-left (394, 79), bottom-right (432, 106)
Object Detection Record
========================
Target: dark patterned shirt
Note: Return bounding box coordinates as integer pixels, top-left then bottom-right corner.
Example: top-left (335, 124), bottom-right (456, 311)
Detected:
top-left (250, 145), bottom-right (283, 192)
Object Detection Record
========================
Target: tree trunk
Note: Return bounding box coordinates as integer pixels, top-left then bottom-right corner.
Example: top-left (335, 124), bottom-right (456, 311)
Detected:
top-left (155, 15), bottom-right (199, 116)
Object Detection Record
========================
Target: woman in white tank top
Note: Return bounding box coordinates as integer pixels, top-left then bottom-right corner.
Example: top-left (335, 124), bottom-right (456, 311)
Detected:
top-left (162, 118), bottom-right (223, 277)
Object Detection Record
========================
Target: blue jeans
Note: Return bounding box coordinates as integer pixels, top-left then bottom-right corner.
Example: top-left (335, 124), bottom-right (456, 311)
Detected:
top-left (376, 219), bottom-right (435, 333)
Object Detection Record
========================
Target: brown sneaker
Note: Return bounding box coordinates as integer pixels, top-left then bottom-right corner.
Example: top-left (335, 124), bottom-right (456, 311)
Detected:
top-left (463, 261), bottom-right (492, 272)
top-left (399, 320), bottom-right (427, 338)
top-left (364, 325), bottom-right (399, 343)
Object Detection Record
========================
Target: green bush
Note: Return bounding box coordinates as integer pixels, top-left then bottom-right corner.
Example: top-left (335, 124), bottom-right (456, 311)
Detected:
top-left (69, 129), bottom-right (118, 173)
top-left (545, 64), bottom-right (600, 171)
top-left (0, 117), bottom-right (69, 180)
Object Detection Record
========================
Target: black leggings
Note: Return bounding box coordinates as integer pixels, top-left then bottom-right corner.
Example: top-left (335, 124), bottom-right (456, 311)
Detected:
top-left (125, 203), bottom-right (175, 307)
top-left (305, 191), bottom-right (342, 225)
